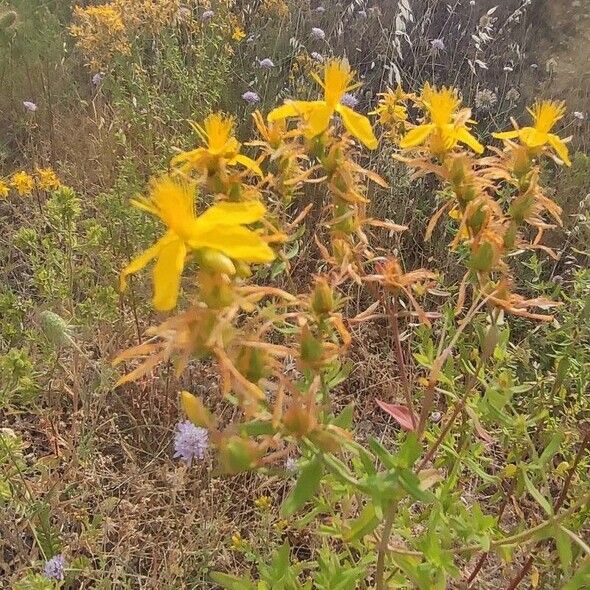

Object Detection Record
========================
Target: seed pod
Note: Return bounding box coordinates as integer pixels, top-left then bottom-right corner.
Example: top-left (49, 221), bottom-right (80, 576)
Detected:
top-left (39, 310), bottom-right (75, 348)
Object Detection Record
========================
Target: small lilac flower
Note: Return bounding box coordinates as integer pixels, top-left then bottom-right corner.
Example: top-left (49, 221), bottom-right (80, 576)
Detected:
top-left (340, 93), bottom-right (358, 108)
top-left (23, 101), bottom-right (37, 112)
top-left (201, 9), bottom-right (214, 21)
top-left (315, 6), bottom-right (326, 13)
top-left (430, 38), bottom-right (445, 51)
top-left (173, 421), bottom-right (208, 465)
top-left (573, 111), bottom-right (585, 121)
top-left (357, 9), bottom-right (367, 18)
top-left (285, 457), bottom-right (298, 471)
top-left (310, 27), bottom-right (326, 40)
top-left (43, 554), bottom-right (66, 581)
top-left (259, 58), bottom-right (275, 69)
top-left (92, 72), bottom-right (104, 86)
top-left (311, 51), bottom-right (324, 62)
top-left (242, 91), bottom-right (260, 105)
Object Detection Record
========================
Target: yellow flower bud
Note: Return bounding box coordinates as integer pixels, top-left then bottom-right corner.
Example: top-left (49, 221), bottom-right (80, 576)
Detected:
top-left (311, 278), bottom-right (334, 316)
top-left (180, 390), bottom-right (215, 428)
top-left (502, 464), bottom-right (518, 479)
top-left (198, 248), bottom-right (236, 275)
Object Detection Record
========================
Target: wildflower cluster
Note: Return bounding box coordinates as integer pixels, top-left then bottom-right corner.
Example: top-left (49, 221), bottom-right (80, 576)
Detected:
top-left (378, 84), bottom-right (570, 320)
top-left (114, 57), bottom-right (583, 587)
top-left (1, 168), bottom-right (60, 198)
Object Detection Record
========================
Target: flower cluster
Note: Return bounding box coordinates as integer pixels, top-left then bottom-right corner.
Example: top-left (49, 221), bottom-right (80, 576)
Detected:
top-left (1, 168), bottom-right (61, 198)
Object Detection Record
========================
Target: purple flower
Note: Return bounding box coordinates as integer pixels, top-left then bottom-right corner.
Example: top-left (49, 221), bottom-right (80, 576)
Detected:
top-left (242, 91), bottom-right (261, 105)
top-left (315, 6), bottom-right (326, 13)
top-left (174, 421), bottom-right (208, 465)
top-left (430, 38), bottom-right (445, 51)
top-left (43, 555), bottom-right (66, 581)
top-left (201, 9), bottom-right (214, 21)
top-left (285, 457), bottom-right (298, 472)
top-left (340, 93), bottom-right (358, 108)
top-left (311, 51), bottom-right (324, 62)
top-left (259, 58), bottom-right (275, 69)
top-left (23, 101), bottom-right (37, 112)
top-left (310, 27), bottom-right (326, 40)
top-left (92, 73), bottom-right (104, 86)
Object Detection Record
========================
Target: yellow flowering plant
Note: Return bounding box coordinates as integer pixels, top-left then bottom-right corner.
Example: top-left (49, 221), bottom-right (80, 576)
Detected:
top-left (114, 59), bottom-right (588, 589)
top-left (11, 171), bottom-right (35, 196)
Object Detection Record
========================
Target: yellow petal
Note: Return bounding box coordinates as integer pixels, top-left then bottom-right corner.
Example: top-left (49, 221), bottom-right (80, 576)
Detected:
top-left (519, 127), bottom-right (548, 148)
top-left (152, 239), bottom-right (187, 311)
top-left (492, 130), bottom-right (520, 140)
top-left (547, 134), bottom-right (571, 166)
top-left (399, 124), bottom-right (435, 149)
top-left (196, 200), bottom-right (266, 227)
top-left (120, 232), bottom-right (174, 291)
top-left (192, 226), bottom-right (275, 263)
top-left (336, 104), bottom-right (378, 149)
top-left (305, 103), bottom-right (333, 137)
top-left (267, 100), bottom-right (322, 121)
top-left (455, 127), bottom-right (484, 154)
top-left (229, 153), bottom-right (263, 176)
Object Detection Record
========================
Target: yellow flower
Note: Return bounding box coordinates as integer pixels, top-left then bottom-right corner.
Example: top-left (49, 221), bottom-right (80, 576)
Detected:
top-left (371, 87), bottom-right (409, 127)
top-left (493, 101), bottom-right (571, 166)
top-left (36, 167), bottom-right (61, 191)
top-left (232, 26), bottom-right (246, 41)
top-left (267, 59), bottom-right (378, 149)
top-left (0, 179), bottom-right (9, 198)
top-left (120, 176), bottom-right (275, 310)
top-left (172, 113), bottom-right (262, 177)
top-left (11, 171), bottom-right (35, 196)
top-left (254, 495), bottom-right (272, 510)
top-left (400, 84), bottom-right (484, 155)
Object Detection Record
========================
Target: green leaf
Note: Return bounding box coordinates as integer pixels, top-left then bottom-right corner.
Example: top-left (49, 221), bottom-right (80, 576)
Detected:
top-left (210, 571), bottom-right (256, 590)
top-left (561, 559), bottom-right (590, 590)
top-left (523, 470), bottom-right (553, 516)
top-left (332, 402), bottom-right (354, 429)
top-left (538, 432), bottom-right (565, 468)
top-left (554, 526), bottom-right (573, 575)
top-left (343, 504), bottom-right (380, 542)
top-left (281, 454), bottom-right (323, 517)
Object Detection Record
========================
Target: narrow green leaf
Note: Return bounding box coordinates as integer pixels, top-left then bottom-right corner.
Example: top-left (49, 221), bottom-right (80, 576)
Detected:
top-left (538, 432), bottom-right (565, 468)
top-left (554, 526), bottom-right (573, 575)
top-left (281, 455), bottom-right (323, 517)
top-left (523, 471), bottom-right (553, 516)
top-left (210, 571), bottom-right (256, 590)
top-left (343, 504), bottom-right (380, 542)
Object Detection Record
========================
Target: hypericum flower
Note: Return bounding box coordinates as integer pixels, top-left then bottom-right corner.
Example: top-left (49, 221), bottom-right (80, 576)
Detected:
top-left (242, 90), bottom-right (261, 105)
top-left (475, 88), bottom-right (498, 112)
top-left (23, 101), bottom-right (37, 112)
top-left (120, 176), bottom-right (274, 310)
top-left (36, 167), bottom-right (60, 191)
top-left (11, 171), bottom-right (35, 196)
top-left (201, 9), bottom-right (214, 21)
top-left (172, 113), bottom-right (263, 177)
top-left (340, 93), bottom-right (358, 108)
top-left (0, 179), bottom-right (9, 198)
top-left (173, 420), bottom-right (209, 465)
top-left (371, 87), bottom-right (409, 128)
top-left (259, 58), bottom-right (275, 69)
top-left (493, 100), bottom-right (571, 166)
top-left (268, 59), bottom-right (378, 149)
top-left (400, 83), bottom-right (484, 155)
top-left (43, 554), bottom-right (66, 581)
top-left (232, 26), bottom-right (246, 41)
top-left (310, 27), bottom-right (325, 40)
top-left (430, 38), bottom-right (445, 51)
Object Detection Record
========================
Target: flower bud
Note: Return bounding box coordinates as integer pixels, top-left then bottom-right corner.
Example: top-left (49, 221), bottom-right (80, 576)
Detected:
top-left (311, 278), bottom-right (334, 316)
top-left (283, 404), bottom-right (315, 436)
top-left (180, 390), bottom-right (215, 428)
top-left (469, 241), bottom-right (494, 272)
top-left (299, 325), bottom-right (324, 369)
top-left (235, 346), bottom-right (268, 383)
top-left (218, 435), bottom-right (261, 474)
top-left (198, 248), bottom-right (236, 275)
